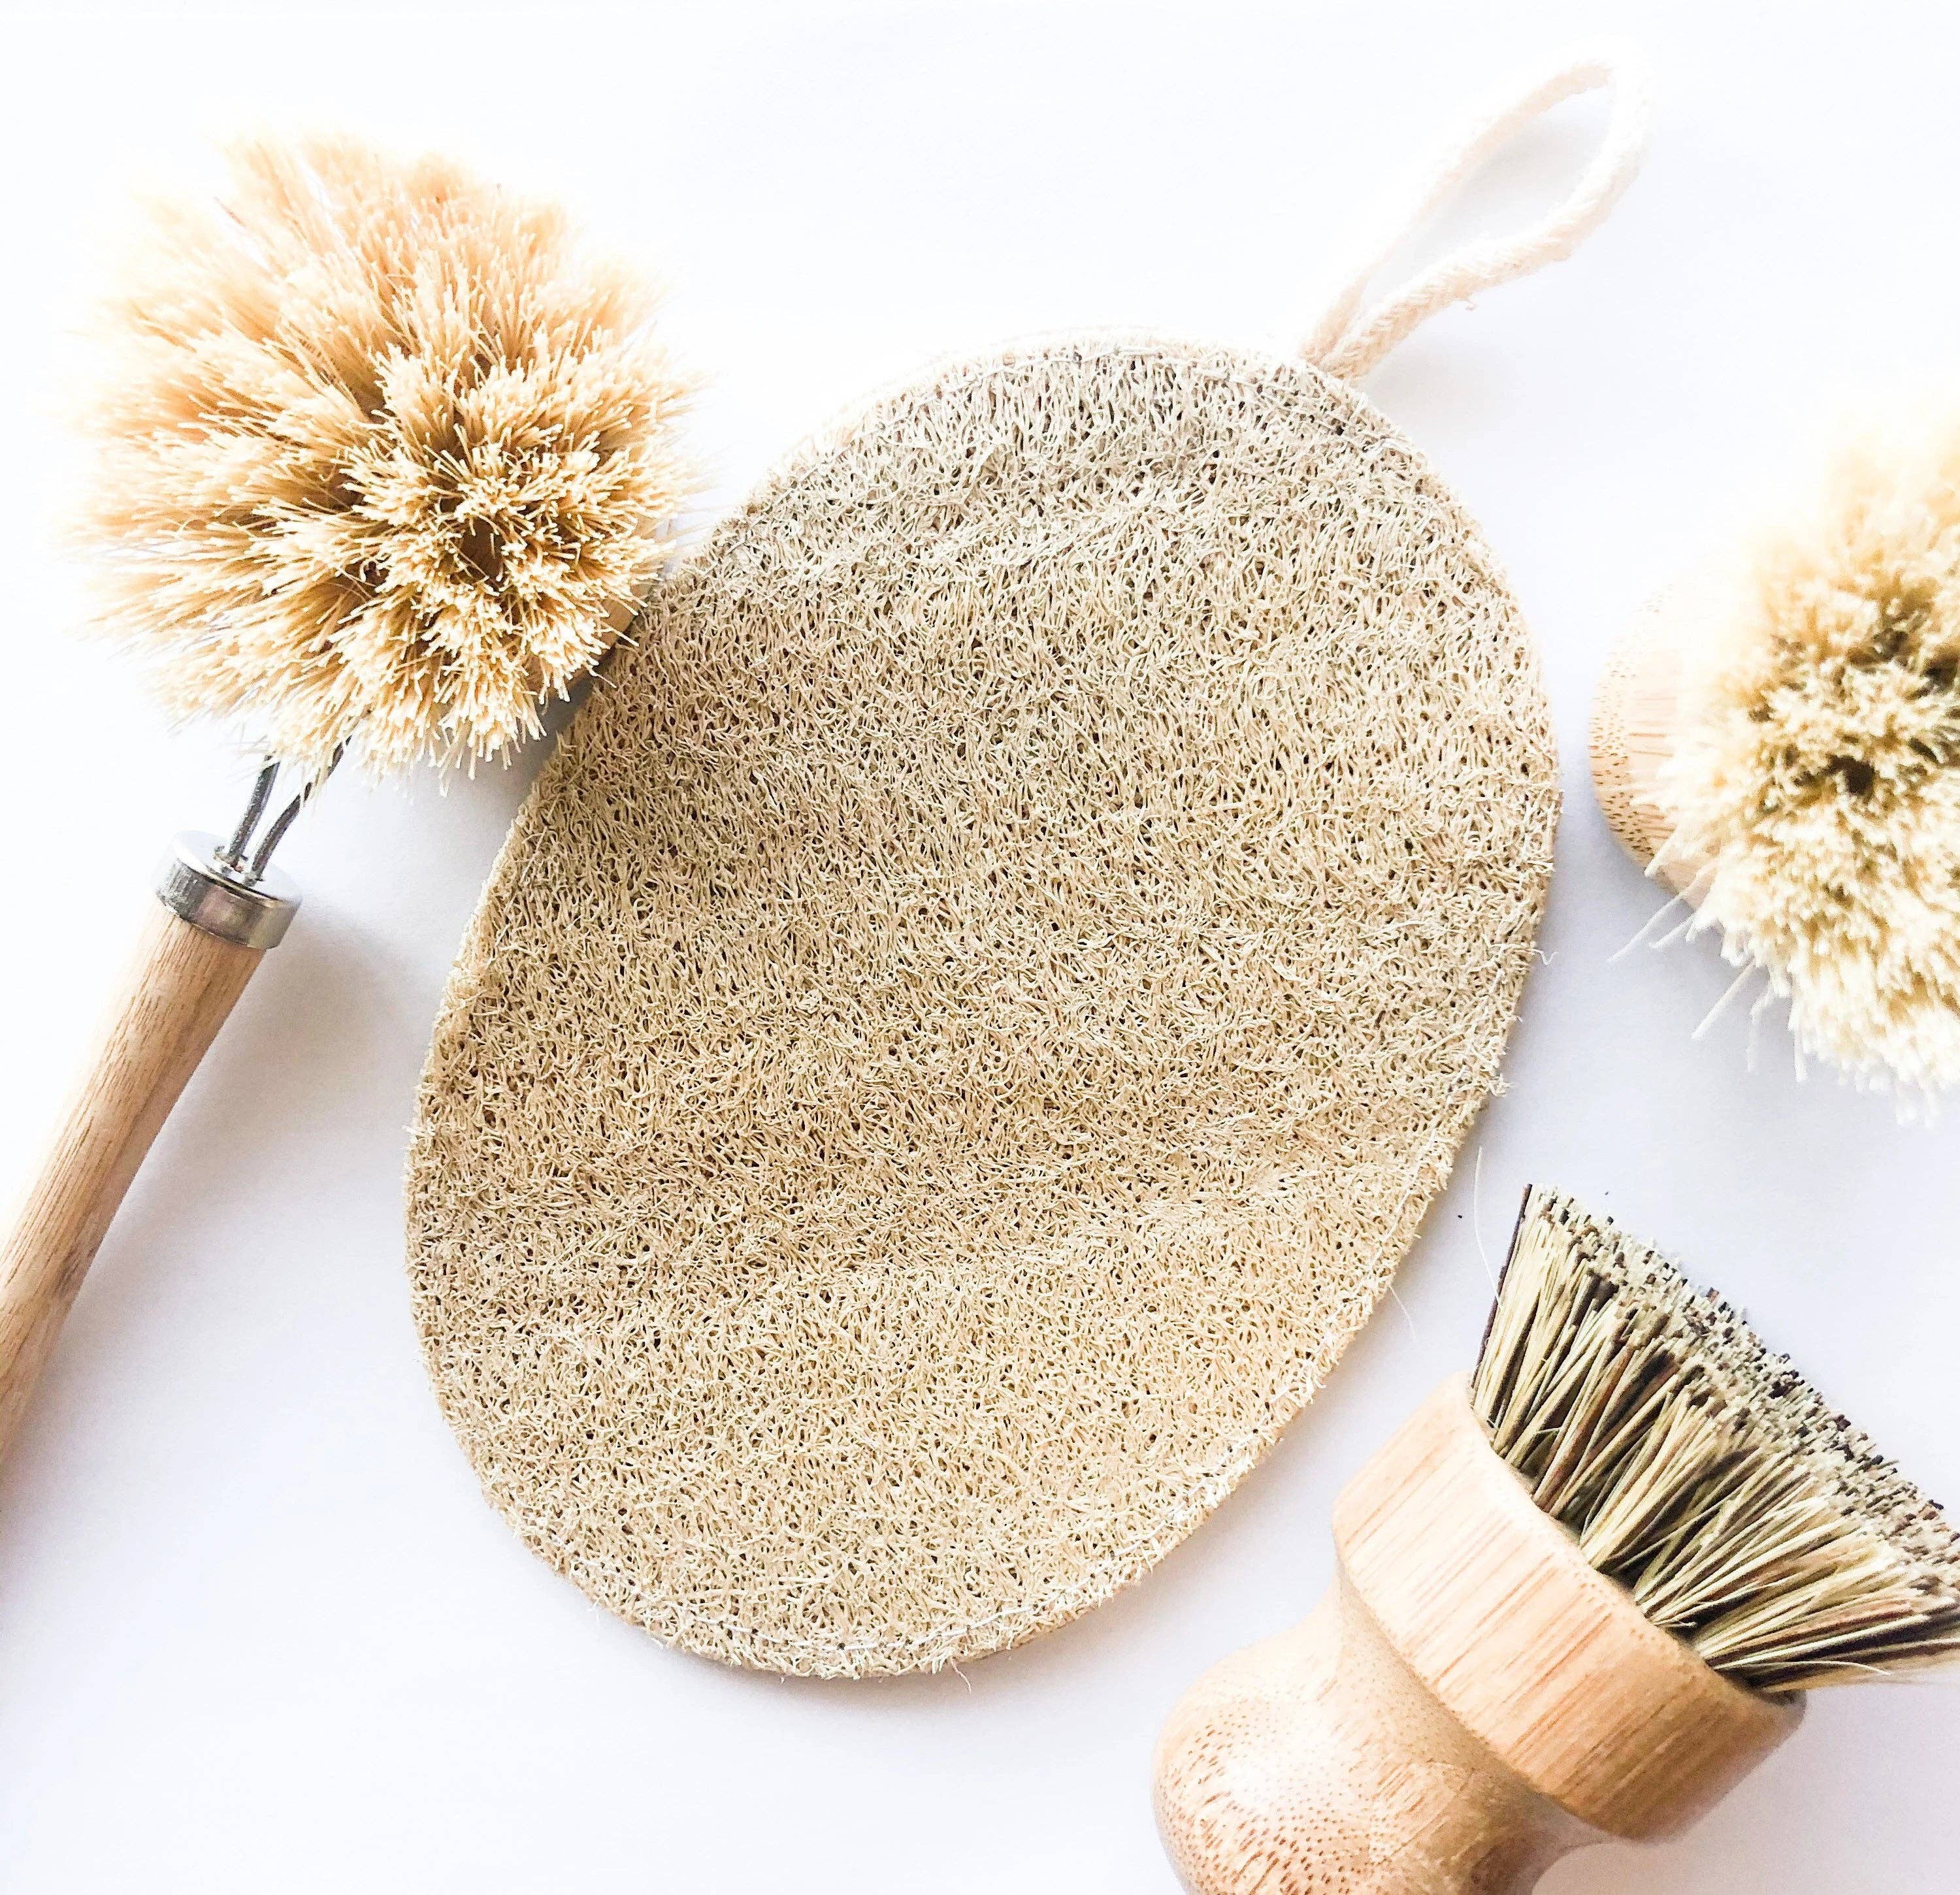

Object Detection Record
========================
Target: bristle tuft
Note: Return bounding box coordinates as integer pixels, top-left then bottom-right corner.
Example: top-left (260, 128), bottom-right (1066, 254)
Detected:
top-left (1657, 427), bottom-right (1960, 1098)
top-left (77, 137), bottom-right (691, 777)
top-left (1473, 1188), bottom-right (1960, 1693)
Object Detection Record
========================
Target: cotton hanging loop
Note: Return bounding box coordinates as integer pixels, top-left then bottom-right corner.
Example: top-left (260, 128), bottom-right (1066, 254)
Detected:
top-left (1304, 45), bottom-right (1651, 380)
top-left (408, 47), bottom-right (1648, 1678)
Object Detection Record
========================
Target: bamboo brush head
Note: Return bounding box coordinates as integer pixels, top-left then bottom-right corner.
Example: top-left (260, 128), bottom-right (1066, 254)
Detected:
top-left (78, 137), bottom-right (691, 779)
top-left (1475, 1186), bottom-right (1960, 1691)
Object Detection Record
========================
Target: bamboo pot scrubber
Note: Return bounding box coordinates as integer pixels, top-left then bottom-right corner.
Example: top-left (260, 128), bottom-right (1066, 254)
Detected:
top-left (1156, 1379), bottom-right (1797, 1894)
top-left (1154, 1188), bottom-right (1960, 1893)
top-left (409, 51), bottom-right (1647, 1677)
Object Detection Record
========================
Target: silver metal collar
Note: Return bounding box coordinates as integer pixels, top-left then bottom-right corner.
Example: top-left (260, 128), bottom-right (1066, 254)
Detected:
top-left (155, 832), bottom-right (301, 951)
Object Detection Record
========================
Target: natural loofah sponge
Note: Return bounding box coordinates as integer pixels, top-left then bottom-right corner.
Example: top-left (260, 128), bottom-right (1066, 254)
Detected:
top-left (1654, 426), bottom-right (1960, 1097)
top-left (408, 337), bottom-right (1559, 1678)
top-left (78, 137), bottom-right (689, 777)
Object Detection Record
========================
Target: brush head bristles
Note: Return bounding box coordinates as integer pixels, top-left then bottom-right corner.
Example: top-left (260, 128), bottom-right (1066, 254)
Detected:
top-left (1654, 427), bottom-right (1960, 1099)
top-left (78, 137), bottom-right (691, 777)
top-left (1473, 1187), bottom-right (1960, 1694)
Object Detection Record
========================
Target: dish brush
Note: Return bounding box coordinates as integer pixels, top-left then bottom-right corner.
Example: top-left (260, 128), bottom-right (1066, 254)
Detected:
top-left (1153, 1186), bottom-right (1959, 1894)
top-left (0, 137), bottom-right (687, 1463)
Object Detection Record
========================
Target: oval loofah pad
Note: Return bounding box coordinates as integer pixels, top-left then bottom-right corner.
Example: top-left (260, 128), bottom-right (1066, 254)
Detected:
top-left (408, 338), bottom-right (1558, 1677)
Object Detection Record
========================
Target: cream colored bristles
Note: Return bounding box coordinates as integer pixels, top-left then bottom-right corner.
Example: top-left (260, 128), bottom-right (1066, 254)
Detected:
top-left (1650, 423), bottom-right (1960, 1099)
top-left (78, 137), bottom-right (691, 778)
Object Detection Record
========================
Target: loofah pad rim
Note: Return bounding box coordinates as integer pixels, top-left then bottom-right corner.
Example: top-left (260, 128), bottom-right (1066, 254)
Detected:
top-left (408, 334), bottom-right (1558, 1677)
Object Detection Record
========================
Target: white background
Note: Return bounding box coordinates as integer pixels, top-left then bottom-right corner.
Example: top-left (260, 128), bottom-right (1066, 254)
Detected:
top-left (1, 2), bottom-right (1956, 1888)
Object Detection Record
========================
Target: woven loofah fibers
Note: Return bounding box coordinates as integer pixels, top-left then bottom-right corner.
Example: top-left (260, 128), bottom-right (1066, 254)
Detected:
top-left (408, 338), bottom-right (1558, 1677)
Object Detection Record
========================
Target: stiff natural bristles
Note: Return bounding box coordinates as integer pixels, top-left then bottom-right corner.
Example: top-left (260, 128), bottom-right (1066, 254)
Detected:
top-left (1653, 425), bottom-right (1960, 1099)
top-left (1473, 1187), bottom-right (1960, 1694)
top-left (80, 137), bottom-right (690, 777)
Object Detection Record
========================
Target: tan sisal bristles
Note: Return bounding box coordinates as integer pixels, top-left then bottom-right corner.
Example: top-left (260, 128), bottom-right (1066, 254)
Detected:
top-left (1473, 1188), bottom-right (1960, 1693)
top-left (78, 137), bottom-right (691, 778)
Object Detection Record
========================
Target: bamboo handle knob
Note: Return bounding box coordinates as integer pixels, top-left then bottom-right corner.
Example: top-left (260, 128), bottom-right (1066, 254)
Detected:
top-left (1152, 1379), bottom-right (1799, 1895)
top-left (0, 842), bottom-right (296, 1465)
top-left (1154, 1576), bottom-right (1589, 1894)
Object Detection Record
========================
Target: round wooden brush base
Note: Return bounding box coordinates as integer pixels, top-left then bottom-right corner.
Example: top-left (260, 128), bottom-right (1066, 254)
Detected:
top-left (1152, 1378), bottom-right (1800, 1895)
top-left (1588, 610), bottom-right (1703, 898)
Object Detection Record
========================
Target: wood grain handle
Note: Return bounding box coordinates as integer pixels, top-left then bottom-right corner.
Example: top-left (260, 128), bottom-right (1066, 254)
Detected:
top-left (0, 899), bottom-right (267, 1461)
top-left (1153, 1379), bottom-right (1799, 1894)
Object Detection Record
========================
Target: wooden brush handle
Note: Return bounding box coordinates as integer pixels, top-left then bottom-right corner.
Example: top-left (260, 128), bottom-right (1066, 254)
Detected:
top-left (1153, 1378), bottom-right (1800, 1894)
top-left (0, 840), bottom-right (297, 1464)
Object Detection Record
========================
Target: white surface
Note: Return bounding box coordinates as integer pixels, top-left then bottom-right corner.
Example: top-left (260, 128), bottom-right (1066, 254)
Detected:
top-left (1, 2), bottom-right (1956, 1888)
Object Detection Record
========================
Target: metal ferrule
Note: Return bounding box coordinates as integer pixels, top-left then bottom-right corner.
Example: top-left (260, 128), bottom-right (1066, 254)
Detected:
top-left (155, 832), bottom-right (301, 951)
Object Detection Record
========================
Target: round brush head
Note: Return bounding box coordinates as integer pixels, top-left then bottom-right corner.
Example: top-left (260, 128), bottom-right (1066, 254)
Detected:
top-left (1475, 1186), bottom-right (1960, 1693)
top-left (78, 136), bottom-right (691, 778)
top-left (1593, 424), bottom-right (1960, 1099)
